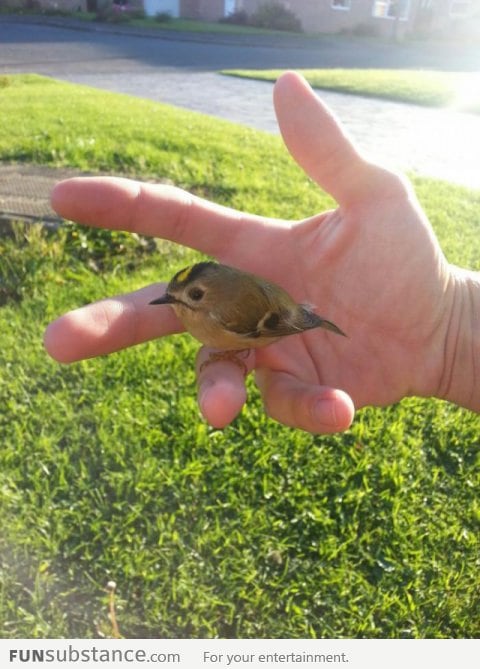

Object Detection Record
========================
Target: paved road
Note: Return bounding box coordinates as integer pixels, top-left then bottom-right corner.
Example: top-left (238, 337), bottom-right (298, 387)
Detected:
top-left (1, 17), bottom-right (479, 188)
top-left (3, 16), bottom-right (479, 72)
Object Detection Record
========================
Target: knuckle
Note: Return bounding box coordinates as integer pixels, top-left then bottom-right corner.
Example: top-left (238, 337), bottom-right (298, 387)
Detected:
top-left (167, 186), bottom-right (195, 246)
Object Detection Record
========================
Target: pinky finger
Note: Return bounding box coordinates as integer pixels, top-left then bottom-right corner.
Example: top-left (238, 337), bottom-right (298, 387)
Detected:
top-left (255, 368), bottom-right (355, 434)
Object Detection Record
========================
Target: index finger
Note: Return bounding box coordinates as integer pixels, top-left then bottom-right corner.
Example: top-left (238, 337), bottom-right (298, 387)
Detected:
top-left (51, 177), bottom-right (268, 259)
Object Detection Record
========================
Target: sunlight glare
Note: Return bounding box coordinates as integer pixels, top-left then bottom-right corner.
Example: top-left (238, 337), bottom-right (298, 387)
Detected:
top-left (450, 72), bottom-right (480, 112)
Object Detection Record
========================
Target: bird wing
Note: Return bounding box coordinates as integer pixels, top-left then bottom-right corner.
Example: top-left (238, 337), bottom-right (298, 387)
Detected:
top-left (211, 278), bottom-right (301, 340)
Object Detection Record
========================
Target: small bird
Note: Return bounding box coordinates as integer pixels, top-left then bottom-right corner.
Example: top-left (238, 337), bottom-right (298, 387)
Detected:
top-left (149, 262), bottom-right (346, 369)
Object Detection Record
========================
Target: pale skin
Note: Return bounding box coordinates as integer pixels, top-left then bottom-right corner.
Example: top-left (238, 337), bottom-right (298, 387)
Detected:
top-left (44, 71), bottom-right (480, 433)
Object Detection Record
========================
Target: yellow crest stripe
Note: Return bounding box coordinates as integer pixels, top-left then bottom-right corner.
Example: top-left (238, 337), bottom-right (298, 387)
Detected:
top-left (176, 266), bottom-right (193, 284)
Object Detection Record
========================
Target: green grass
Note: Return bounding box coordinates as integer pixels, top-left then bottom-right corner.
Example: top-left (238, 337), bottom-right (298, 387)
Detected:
top-left (4, 8), bottom-right (295, 37)
top-left (222, 69), bottom-right (480, 114)
top-left (128, 16), bottom-right (291, 36)
top-left (0, 75), bottom-right (479, 638)
top-left (0, 74), bottom-right (322, 220)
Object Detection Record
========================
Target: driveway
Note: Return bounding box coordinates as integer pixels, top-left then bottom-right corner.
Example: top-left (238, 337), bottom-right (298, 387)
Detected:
top-left (1, 16), bottom-right (479, 188)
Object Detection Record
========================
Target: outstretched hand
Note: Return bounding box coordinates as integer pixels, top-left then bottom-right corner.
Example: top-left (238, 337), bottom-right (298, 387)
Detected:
top-left (44, 71), bottom-right (456, 433)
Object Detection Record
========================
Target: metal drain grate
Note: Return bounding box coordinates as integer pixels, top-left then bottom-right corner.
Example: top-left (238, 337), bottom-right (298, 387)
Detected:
top-left (0, 164), bottom-right (87, 222)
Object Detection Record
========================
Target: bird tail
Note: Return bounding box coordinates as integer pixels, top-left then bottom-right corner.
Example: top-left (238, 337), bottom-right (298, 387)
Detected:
top-left (300, 305), bottom-right (347, 337)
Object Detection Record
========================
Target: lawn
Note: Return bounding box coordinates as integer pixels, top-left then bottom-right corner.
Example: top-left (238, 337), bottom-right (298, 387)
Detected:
top-left (222, 69), bottom-right (480, 114)
top-left (128, 16), bottom-right (291, 36)
top-left (0, 75), bottom-right (479, 638)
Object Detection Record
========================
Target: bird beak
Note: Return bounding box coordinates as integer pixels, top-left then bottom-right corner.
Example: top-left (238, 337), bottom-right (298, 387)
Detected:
top-left (149, 293), bottom-right (176, 305)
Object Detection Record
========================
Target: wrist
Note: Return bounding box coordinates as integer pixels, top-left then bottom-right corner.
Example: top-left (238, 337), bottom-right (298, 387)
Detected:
top-left (437, 266), bottom-right (480, 412)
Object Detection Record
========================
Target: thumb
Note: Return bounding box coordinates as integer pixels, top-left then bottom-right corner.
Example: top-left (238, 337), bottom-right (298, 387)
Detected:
top-left (255, 368), bottom-right (355, 434)
top-left (273, 71), bottom-right (373, 206)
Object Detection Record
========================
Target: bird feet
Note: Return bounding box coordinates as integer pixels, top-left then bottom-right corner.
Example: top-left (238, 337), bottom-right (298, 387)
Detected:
top-left (199, 349), bottom-right (250, 377)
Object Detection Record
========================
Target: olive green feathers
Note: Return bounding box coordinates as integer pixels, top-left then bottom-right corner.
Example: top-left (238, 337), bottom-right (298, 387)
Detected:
top-left (150, 261), bottom-right (346, 350)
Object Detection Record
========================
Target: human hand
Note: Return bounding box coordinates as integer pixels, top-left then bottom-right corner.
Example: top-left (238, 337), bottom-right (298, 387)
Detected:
top-left (45, 71), bottom-right (469, 433)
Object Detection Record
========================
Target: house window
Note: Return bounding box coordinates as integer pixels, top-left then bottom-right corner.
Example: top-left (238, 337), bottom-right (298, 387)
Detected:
top-left (372, 0), bottom-right (410, 19)
top-left (224, 0), bottom-right (236, 15)
top-left (332, 0), bottom-right (351, 9)
top-left (449, 0), bottom-right (472, 17)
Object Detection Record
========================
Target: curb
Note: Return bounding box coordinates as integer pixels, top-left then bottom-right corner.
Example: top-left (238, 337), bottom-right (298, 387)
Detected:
top-left (0, 13), bottom-right (330, 50)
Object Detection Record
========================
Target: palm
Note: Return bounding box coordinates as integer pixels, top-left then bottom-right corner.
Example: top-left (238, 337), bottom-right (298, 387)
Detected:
top-left (219, 180), bottom-right (448, 412)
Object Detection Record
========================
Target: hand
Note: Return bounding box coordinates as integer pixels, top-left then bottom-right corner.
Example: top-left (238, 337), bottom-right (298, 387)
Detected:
top-left (44, 72), bottom-right (469, 433)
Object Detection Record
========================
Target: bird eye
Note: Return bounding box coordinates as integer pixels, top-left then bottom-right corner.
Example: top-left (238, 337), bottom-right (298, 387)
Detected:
top-left (188, 287), bottom-right (204, 301)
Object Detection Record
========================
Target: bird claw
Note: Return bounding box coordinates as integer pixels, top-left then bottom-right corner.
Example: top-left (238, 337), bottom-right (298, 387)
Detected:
top-left (199, 349), bottom-right (250, 377)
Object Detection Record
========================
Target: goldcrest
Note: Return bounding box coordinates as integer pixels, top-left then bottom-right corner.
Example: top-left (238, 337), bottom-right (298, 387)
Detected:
top-left (149, 261), bottom-right (346, 351)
